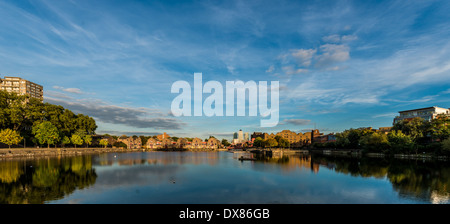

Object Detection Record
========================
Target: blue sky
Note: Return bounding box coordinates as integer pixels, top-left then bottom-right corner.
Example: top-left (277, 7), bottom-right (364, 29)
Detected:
top-left (1, 0), bottom-right (450, 140)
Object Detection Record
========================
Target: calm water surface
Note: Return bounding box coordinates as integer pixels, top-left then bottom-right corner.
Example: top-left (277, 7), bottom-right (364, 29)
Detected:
top-left (0, 151), bottom-right (449, 204)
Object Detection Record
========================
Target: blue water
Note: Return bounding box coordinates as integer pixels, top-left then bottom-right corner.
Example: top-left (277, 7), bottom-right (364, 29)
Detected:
top-left (35, 151), bottom-right (447, 204)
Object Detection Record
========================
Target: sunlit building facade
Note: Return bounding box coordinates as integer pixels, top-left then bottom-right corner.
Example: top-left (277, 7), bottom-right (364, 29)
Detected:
top-left (0, 76), bottom-right (43, 102)
top-left (393, 106), bottom-right (450, 124)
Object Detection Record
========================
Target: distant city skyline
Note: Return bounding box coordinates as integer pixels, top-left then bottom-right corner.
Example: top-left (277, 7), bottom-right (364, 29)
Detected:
top-left (1, 0), bottom-right (450, 140)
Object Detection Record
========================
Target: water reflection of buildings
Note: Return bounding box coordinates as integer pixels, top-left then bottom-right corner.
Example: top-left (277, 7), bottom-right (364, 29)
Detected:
top-left (259, 154), bottom-right (320, 174)
top-left (290, 155), bottom-right (320, 174)
top-left (95, 152), bottom-right (221, 167)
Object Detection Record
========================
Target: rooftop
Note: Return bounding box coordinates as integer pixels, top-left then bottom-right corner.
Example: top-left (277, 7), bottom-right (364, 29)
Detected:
top-left (398, 106), bottom-right (449, 113)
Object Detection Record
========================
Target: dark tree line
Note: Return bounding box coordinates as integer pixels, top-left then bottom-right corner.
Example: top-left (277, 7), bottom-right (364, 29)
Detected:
top-left (316, 116), bottom-right (450, 155)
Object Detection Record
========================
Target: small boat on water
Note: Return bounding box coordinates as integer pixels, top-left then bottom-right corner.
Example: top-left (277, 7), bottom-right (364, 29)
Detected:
top-left (238, 156), bottom-right (256, 161)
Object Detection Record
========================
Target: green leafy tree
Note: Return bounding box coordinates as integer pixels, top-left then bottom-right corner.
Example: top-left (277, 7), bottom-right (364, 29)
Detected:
top-left (0, 90), bottom-right (97, 149)
top-left (387, 130), bottom-right (415, 153)
top-left (335, 128), bottom-right (376, 149)
top-left (139, 136), bottom-right (150, 145)
top-left (99, 139), bottom-right (109, 148)
top-left (429, 114), bottom-right (450, 141)
top-left (71, 134), bottom-right (83, 148)
top-left (442, 138), bottom-right (450, 155)
top-left (74, 129), bottom-right (87, 139)
top-left (0, 129), bottom-right (23, 149)
top-left (393, 117), bottom-right (428, 142)
top-left (335, 131), bottom-right (351, 148)
top-left (32, 121), bottom-right (60, 148)
top-left (274, 136), bottom-right (290, 148)
top-left (253, 137), bottom-right (263, 148)
top-left (61, 136), bottom-right (71, 148)
top-left (359, 132), bottom-right (389, 153)
top-left (221, 139), bottom-right (231, 147)
top-left (347, 129), bottom-right (363, 148)
top-left (83, 135), bottom-right (92, 148)
top-left (266, 138), bottom-right (278, 148)
top-left (113, 141), bottom-right (127, 149)
top-left (74, 114), bottom-right (97, 135)
top-left (2, 93), bottom-right (28, 131)
top-left (393, 117), bottom-right (431, 153)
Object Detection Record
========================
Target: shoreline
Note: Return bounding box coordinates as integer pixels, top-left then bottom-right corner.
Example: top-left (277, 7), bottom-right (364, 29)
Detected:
top-left (1, 147), bottom-right (447, 161)
top-left (0, 147), bottom-right (229, 160)
top-left (0, 147), bottom-right (137, 160)
top-left (310, 148), bottom-right (449, 161)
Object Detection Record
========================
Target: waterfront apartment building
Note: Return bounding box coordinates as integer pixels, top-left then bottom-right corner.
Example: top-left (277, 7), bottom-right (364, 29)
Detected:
top-left (251, 132), bottom-right (265, 140)
top-left (0, 76), bottom-right (43, 102)
top-left (146, 138), bottom-right (160, 149)
top-left (146, 136), bottom-right (221, 150)
top-left (190, 137), bottom-right (204, 149)
top-left (314, 133), bottom-right (337, 143)
top-left (117, 136), bottom-right (142, 149)
top-left (207, 137), bottom-right (220, 149)
top-left (393, 106), bottom-right (450, 124)
top-left (250, 129), bottom-right (323, 147)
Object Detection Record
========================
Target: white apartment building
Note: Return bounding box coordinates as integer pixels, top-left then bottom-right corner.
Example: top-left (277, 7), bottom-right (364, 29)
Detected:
top-left (393, 106), bottom-right (449, 124)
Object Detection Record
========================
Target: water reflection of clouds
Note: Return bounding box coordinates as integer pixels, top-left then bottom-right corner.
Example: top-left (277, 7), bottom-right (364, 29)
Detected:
top-left (94, 164), bottom-right (182, 188)
top-left (45, 152), bottom-right (450, 204)
top-left (338, 189), bottom-right (377, 202)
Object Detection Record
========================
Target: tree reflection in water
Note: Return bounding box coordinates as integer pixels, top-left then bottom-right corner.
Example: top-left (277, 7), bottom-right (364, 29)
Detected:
top-left (0, 152), bottom-right (449, 204)
top-left (0, 155), bottom-right (97, 204)
top-left (307, 153), bottom-right (450, 203)
top-left (254, 152), bottom-right (449, 203)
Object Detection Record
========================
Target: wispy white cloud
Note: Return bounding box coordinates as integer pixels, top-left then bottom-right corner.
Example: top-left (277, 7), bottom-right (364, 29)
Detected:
top-left (322, 34), bottom-right (341, 43)
top-left (1, 0), bottom-right (450, 136)
top-left (291, 49), bottom-right (317, 67)
top-left (278, 34), bottom-right (356, 76)
top-left (53, 86), bottom-right (83, 94)
top-left (280, 119), bottom-right (311, 126)
top-left (282, 66), bottom-right (308, 75)
top-left (45, 96), bottom-right (185, 130)
top-left (323, 34), bottom-right (358, 43)
top-left (315, 44), bottom-right (350, 68)
top-left (372, 113), bottom-right (397, 119)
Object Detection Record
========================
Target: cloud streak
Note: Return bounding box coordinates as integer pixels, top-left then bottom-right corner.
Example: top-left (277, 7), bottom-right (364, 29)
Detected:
top-left (45, 96), bottom-right (185, 130)
top-left (53, 86), bottom-right (83, 94)
top-left (1, 0), bottom-right (450, 136)
top-left (281, 119), bottom-right (311, 126)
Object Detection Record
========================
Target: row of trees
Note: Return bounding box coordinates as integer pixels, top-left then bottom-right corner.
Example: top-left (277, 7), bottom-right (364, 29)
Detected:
top-left (253, 135), bottom-right (290, 148)
top-left (316, 115), bottom-right (450, 155)
top-left (0, 90), bottom-right (97, 148)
